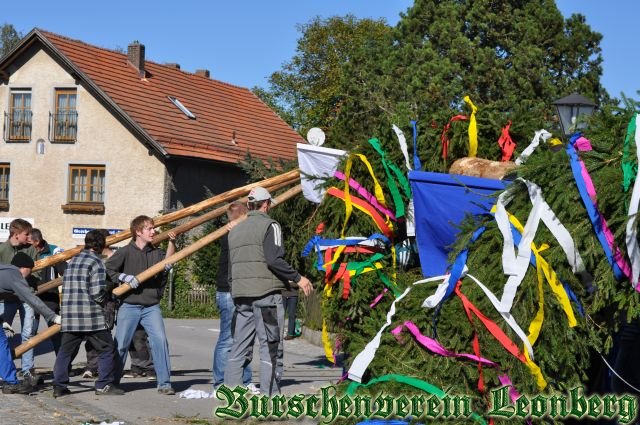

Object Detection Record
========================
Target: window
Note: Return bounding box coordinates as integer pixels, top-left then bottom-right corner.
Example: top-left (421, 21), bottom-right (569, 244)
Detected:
top-left (52, 89), bottom-right (77, 142)
top-left (69, 165), bottom-right (105, 203)
top-left (62, 165), bottom-right (106, 214)
top-left (168, 96), bottom-right (196, 119)
top-left (0, 163), bottom-right (9, 209)
top-left (5, 90), bottom-right (32, 141)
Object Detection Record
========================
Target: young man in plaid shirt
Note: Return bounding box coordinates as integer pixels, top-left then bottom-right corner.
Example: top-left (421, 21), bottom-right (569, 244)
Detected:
top-left (52, 230), bottom-right (123, 397)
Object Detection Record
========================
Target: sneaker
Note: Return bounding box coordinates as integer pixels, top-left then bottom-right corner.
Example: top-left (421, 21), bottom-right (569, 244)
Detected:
top-left (53, 386), bottom-right (71, 398)
top-left (246, 383), bottom-right (260, 395)
top-left (95, 384), bottom-right (125, 396)
top-left (122, 370), bottom-right (146, 378)
top-left (82, 370), bottom-right (98, 379)
top-left (3, 380), bottom-right (34, 395)
top-left (157, 386), bottom-right (176, 395)
top-left (146, 370), bottom-right (156, 382)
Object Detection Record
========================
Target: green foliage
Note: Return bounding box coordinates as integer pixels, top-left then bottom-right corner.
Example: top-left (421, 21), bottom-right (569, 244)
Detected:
top-left (331, 0), bottom-right (607, 169)
top-left (254, 15), bottom-right (392, 136)
top-left (0, 24), bottom-right (21, 58)
top-left (191, 219), bottom-right (224, 287)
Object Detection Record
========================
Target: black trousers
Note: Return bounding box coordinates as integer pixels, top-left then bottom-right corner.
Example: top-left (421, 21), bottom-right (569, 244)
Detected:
top-left (53, 329), bottom-right (116, 390)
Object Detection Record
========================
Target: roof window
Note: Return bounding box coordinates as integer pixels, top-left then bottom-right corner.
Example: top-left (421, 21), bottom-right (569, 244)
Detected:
top-left (168, 96), bottom-right (196, 119)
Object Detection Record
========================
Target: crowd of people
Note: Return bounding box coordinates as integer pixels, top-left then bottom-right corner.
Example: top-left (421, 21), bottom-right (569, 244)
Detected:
top-left (0, 186), bottom-right (311, 398)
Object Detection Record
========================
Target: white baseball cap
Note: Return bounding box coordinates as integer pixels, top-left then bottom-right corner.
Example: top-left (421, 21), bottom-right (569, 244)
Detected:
top-left (248, 186), bottom-right (276, 205)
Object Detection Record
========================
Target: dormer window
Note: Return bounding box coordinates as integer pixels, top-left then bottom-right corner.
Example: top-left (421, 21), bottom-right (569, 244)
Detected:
top-left (168, 96), bottom-right (196, 119)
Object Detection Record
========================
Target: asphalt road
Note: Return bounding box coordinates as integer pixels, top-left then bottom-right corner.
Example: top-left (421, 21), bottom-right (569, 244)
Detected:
top-left (2, 317), bottom-right (343, 425)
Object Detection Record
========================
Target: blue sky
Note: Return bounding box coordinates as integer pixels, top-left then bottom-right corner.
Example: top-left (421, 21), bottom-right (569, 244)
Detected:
top-left (3, 1), bottom-right (637, 100)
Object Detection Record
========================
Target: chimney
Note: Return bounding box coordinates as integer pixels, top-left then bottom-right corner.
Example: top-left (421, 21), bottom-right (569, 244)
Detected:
top-left (165, 63), bottom-right (181, 70)
top-left (127, 41), bottom-right (145, 77)
top-left (195, 69), bottom-right (210, 78)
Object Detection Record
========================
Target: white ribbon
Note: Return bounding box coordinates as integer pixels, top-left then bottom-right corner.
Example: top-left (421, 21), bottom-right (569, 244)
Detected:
top-left (494, 179), bottom-right (584, 312)
top-left (347, 275), bottom-right (447, 383)
top-left (515, 130), bottom-right (552, 165)
top-left (392, 124), bottom-right (412, 171)
top-left (626, 113), bottom-right (640, 288)
top-left (392, 124), bottom-right (416, 237)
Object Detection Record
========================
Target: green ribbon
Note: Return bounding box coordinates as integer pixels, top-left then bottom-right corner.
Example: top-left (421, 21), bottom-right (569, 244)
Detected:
top-left (622, 114), bottom-right (638, 193)
top-left (343, 252), bottom-right (401, 297)
top-left (346, 374), bottom-right (487, 425)
top-left (367, 138), bottom-right (412, 218)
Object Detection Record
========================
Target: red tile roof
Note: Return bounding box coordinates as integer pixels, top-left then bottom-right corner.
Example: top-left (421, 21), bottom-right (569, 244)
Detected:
top-left (27, 30), bottom-right (303, 163)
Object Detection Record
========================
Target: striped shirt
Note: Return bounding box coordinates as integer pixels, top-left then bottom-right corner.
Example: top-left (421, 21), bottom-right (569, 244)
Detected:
top-left (60, 250), bottom-right (108, 332)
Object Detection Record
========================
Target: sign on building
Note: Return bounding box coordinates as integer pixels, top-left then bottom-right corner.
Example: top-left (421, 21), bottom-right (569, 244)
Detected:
top-left (72, 227), bottom-right (122, 239)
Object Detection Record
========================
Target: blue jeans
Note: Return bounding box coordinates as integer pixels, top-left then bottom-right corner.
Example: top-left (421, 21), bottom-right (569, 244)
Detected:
top-left (0, 321), bottom-right (18, 384)
top-left (213, 291), bottom-right (251, 387)
top-left (114, 303), bottom-right (172, 389)
top-left (0, 301), bottom-right (35, 373)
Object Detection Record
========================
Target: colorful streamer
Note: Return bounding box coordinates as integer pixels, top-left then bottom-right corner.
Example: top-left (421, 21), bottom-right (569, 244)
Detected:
top-left (567, 135), bottom-right (634, 284)
top-left (464, 96), bottom-right (478, 157)
top-left (497, 121), bottom-right (516, 162)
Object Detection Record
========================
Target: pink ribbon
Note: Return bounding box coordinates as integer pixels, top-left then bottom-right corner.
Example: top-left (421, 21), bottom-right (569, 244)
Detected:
top-left (576, 142), bottom-right (633, 280)
top-left (369, 288), bottom-right (388, 308)
top-left (334, 171), bottom-right (397, 221)
top-left (391, 321), bottom-right (497, 367)
top-left (498, 375), bottom-right (532, 424)
top-left (575, 136), bottom-right (593, 152)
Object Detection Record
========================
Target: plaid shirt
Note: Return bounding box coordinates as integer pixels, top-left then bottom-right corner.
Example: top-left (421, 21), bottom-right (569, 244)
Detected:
top-left (61, 249), bottom-right (107, 332)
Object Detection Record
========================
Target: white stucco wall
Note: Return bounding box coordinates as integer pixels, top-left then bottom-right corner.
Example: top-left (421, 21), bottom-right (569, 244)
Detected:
top-left (0, 46), bottom-right (166, 248)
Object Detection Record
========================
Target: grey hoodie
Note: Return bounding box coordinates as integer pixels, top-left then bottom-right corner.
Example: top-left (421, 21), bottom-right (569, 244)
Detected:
top-left (0, 264), bottom-right (56, 323)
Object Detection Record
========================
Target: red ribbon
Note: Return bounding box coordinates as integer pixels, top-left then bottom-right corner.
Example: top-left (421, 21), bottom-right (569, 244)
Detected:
top-left (440, 115), bottom-right (467, 159)
top-left (497, 120), bottom-right (516, 162)
top-left (327, 187), bottom-right (393, 237)
top-left (455, 282), bottom-right (527, 364)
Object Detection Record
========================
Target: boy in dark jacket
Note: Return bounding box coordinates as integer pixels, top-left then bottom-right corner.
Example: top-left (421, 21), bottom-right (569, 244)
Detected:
top-left (106, 215), bottom-right (176, 395)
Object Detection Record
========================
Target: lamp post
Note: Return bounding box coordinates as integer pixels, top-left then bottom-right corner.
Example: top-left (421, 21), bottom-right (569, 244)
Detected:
top-left (552, 93), bottom-right (597, 138)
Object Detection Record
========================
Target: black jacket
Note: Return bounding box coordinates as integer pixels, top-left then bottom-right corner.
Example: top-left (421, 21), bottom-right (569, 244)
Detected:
top-left (105, 241), bottom-right (167, 306)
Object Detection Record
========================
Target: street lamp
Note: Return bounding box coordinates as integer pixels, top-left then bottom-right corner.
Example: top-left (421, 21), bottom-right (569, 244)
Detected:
top-left (552, 92), bottom-right (597, 137)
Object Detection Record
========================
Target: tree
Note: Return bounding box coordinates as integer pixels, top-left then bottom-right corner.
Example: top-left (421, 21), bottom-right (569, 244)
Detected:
top-left (0, 24), bottom-right (22, 58)
top-left (254, 15), bottom-right (391, 137)
top-left (332, 0), bottom-right (607, 170)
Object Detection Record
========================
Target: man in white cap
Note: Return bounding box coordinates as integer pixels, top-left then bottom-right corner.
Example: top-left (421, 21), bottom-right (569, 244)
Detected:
top-left (224, 187), bottom-right (312, 396)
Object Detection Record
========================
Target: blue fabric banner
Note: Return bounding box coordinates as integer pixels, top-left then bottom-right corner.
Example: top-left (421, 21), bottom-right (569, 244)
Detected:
top-left (409, 171), bottom-right (507, 277)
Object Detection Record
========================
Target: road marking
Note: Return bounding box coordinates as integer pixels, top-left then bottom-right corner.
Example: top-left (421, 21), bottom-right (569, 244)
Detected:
top-left (207, 328), bottom-right (220, 332)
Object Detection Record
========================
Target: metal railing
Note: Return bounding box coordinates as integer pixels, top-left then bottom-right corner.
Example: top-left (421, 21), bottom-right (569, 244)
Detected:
top-left (4, 110), bottom-right (32, 141)
top-left (50, 110), bottom-right (78, 141)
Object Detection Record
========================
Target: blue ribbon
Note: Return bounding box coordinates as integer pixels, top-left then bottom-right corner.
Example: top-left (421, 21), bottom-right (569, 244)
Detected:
top-left (411, 120), bottom-right (422, 171)
top-left (566, 133), bottom-right (624, 280)
top-left (302, 233), bottom-right (390, 271)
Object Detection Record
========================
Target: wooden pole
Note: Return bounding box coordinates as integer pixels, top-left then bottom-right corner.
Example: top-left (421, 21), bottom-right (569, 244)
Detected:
top-left (32, 170), bottom-right (300, 272)
top-left (35, 178), bottom-right (296, 296)
top-left (14, 185), bottom-right (302, 358)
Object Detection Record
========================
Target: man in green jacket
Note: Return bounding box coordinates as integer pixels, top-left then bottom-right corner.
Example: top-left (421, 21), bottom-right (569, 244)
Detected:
top-left (224, 187), bottom-right (312, 396)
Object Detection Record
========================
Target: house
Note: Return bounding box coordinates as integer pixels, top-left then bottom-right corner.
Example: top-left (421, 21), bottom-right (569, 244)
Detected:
top-left (0, 28), bottom-right (302, 247)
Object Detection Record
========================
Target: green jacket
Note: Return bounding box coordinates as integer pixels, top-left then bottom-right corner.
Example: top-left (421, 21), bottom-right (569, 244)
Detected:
top-left (229, 211), bottom-right (294, 298)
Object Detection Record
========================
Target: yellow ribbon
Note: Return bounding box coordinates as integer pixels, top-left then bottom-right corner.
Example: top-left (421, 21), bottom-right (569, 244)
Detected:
top-left (322, 319), bottom-right (335, 363)
top-left (506, 213), bottom-right (577, 328)
top-left (494, 208), bottom-right (579, 390)
top-left (464, 96), bottom-right (478, 157)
